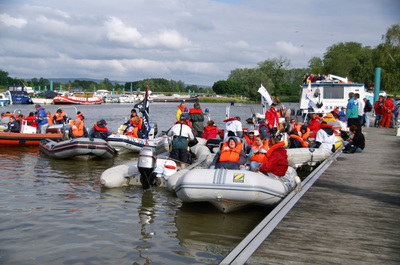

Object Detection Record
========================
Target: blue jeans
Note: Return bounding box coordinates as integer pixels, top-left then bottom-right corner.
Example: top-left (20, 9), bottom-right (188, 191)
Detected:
top-left (375, 114), bottom-right (382, 127)
top-left (250, 161), bottom-right (263, 171)
top-left (364, 112), bottom-right (370, 127)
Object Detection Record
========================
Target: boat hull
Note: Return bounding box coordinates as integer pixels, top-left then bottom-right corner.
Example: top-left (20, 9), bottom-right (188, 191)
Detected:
top-left (151, 95), bottom-right (199, 103)
top-left (53, 95), bottom-right (102, 105)
top-left (175, 167), bottom-right (298, 213)
top-left (40, 138), bottom-right (116, 159)
top-left (0, 132), bottom-right (63, 146)
top-left (107, 134), bottom-right (169, 153)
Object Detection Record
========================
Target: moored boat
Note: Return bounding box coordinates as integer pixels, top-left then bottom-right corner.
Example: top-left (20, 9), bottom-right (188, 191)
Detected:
top-left (151, 94), bottom-right (199, 103)
top-left (53, 92), bottom-right (102, 105)
top-left (40, 137), bottom-right (116, 159)
top-left (0, 91), bottom-right (12, 106)
top-left (7, 85), bottom-right (33, 104)
top-left (174, 167), bottom-right (300, 213)
top-left (0, 120), bottom-right (64, 146)
top-left (100, 139), bottom-right (213, 189)
top-left (107, 134), bottom-right (169, 153)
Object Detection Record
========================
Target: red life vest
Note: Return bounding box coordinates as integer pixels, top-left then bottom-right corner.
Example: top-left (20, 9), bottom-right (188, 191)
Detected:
top-left (219, 141), bottom-right (243, 162)
top-left (189, 108), bottom-right (202, 114)
top-left (243, 134), bottom-right (255, 145)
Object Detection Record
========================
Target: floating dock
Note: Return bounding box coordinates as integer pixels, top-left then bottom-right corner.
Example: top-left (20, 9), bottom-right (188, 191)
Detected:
top-left (222, 127), bottom-right (400, 264)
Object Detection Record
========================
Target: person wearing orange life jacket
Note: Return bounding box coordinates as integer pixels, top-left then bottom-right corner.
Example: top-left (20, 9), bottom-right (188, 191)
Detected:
top-left (297, 125), bottom-right (310, 140)
top-left (54, 109), bottom-right (67, 125)
top-left (209, 137), bottom-right (246, 170)
top-left (125, 116), bottom-right (143, 138)
top-left (176, 102), bottom-right (188, 121)
top-left (249, 134), bottom-right (269, 170)
top-left (253, 137), bottom-right (288, 177)
top-left (68, 118), bottom-right (88, 139)
top-left (89, 119), bottom-right (115, 140)
top-left (243, 128), bottom-right (256, 153)
top-left (76, 111), bottom-right (84, 121)
top-left (189, 103), bottom-right (204, 137)
top-left (288, 129), bottom-right (309, 148)
top-left (46, 111), bottom-right (53, 125)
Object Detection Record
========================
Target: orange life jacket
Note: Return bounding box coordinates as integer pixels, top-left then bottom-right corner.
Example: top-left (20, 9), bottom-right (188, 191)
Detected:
top-left (76, 113), bottom-right (84, 120)
top-left (263, 141), bottom-right (285, 163)
top-left (289, 134), bottom-right (309, 147)
top-left (55, 110), bottom-right (66, 121)
top-left (70, 120), bottom-right (85, 137)
top-left (243, 134), bottom-right (255, 145)
top-left (126, 126), bottom-right (140, 138)
top-left (3, 113), bottom-right (14, 118)
top-left (219, 141), bottom-right (243, 162)
top-left (46, 113), bottom-right (54, 125)
top-left (250, 141), bottom-right (269, 162)
top-left (296, 125), bottom-right (310, 140)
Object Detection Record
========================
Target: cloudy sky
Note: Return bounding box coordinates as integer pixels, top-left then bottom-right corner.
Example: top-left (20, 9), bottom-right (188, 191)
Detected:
top-left (1, 0), bottom-right (399, 86)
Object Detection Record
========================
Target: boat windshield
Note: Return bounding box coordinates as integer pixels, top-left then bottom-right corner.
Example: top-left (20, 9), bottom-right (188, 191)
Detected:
top-left (323, 86), bottom-right (344, 99)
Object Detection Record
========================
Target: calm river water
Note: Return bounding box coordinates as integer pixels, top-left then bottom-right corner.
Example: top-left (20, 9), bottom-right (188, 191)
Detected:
top-left (0, 102), bottom-right (300, 265)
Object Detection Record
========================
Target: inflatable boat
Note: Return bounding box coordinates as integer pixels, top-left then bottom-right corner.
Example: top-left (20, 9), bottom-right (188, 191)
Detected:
top-left (107, 134), bottom-right (169, 153)
top-left (40, 137), bottom-right (116, 159)
top-left (100, 138), bottom-right (213, 189)
top-left (175, 167), bottom-right (300, 213)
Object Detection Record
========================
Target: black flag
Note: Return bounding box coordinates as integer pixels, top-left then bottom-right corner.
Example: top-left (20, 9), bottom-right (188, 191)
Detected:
top-left (134, 86), bottom-right (150, 140)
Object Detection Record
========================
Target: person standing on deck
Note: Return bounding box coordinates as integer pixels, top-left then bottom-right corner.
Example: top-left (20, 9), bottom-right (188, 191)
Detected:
top-left (346, 92), bottom-right (359, 129)
top-left (363, 98), bottom-right (372, 127)
top-left (189, 102), bottom-right (204, 137)
top-left (265, 103), bottom-right (279, 135)
top-left (355, 93), bottom-right (364, 132)
top-left (374, 96), bottom-right (384, 127)
top-left (381, 96), bottom-right (395, 128)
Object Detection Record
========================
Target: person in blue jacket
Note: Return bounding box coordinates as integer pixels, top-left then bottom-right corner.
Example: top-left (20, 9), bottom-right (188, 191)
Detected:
top-left (35, 104), bottom-right (48, 134)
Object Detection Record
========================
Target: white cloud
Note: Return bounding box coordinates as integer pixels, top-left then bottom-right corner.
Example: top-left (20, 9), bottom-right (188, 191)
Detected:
top-left (0, 13), bottom-right (27, 28)
top-left (275, 41), bottom-right (303, 55)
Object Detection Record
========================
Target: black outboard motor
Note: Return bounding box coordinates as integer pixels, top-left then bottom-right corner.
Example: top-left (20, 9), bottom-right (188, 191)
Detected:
top-left (206, 138), bottom-right (223, 153)
top-left (138, 147), bottom-right (157, 189)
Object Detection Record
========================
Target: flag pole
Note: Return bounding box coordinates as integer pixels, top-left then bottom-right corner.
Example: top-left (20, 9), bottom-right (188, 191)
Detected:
top-left (145, 85), bottom-right (149, 147)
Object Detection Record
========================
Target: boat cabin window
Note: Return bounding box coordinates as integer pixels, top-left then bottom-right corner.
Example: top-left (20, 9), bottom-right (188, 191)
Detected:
top-left (323, 86), bottom-right (344, 99)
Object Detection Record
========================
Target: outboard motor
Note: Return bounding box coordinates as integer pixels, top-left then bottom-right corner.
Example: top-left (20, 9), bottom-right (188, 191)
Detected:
top-left (138, 147), bottom-right (157, 189)
top-left (206, 138), bottom-right (223, 153)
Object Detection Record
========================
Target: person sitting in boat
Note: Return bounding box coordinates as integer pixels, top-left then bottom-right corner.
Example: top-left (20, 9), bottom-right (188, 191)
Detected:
top-left (286, 119), bottom-right (297, 133)
top-left (76, 111), bottom-right (85, 121)
top-left (298, 125), bottom-right (310, 140)
top-left (258, 118), bottom-right (271, 139)
top-left (167, 115), bottom-right (195, 170)
top-left (322, 113), bottom-right (336, 123)
top-left (337, 107), bottom-right (347, 122)
top-left (307, 113), bottom-right (321, 139)
top-left (123, 109), bottom-right (138, 126)
top-left (202, 120), bottom-right (218, 140)
top-left (89, 119), bottom-right (115, 140)
top-left (176, 102), bottom-right (188, 122)
top-left (333, 107), bottom-right (340, 119)
top-left (35, 104), bottom-right (48, 134)
top-left (26, 112), bottom-right (39, 129)
top-left (288, 129), bottom-right (309, 148)
top-left (253, 137), bottom-right (288, 177)
top-left (189, 103), bottom-right (204, 137)
top-left (46, 111), bottom-right (54, 125)
top-left (125, 116), bottom-right (143, 138)
top-left (2, 116), bottom-right (20, 133)
top-left (209, 136), bottom-right (246, 170)
top-left (249, 134), bottom-right (269, 171)
top-left (223, 116), bottom-right (243, 139)
top-left (68, 117), bottom-right (88, 139)
top-left (343, 125), bottom-right (365, 153)
top-left (315, 122), bottom-right (336, 153)
top-left (54, 109), bottom-right (67, 125)
top-left (243, 128), bottom-right (256, 153)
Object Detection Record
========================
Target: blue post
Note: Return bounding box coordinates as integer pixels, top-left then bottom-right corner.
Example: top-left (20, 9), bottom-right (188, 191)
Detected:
top-left (39, 86), bottom-right (41, 92)
top-left (193, 90), bottom-right (195, 96)
top-left (188, 89), bottom-right (191, 96)
top-left (112, 88), bottom-right (115, 95)
top-left (179, 90), bottom-right (181, 95)
top-left (45, 85), bottom-right (47, 91)
top-left (374, 67), bottom-right (381, 103)
top-left (123, 87), bottom-right (125, 95)
top-left (207, 90), bottom-right (209, 97)
top-left (50, 81), bottom-right (53, 91)
top-left (130, 83), bottom-right (133, 95)
top-left (60, 84), bottom-right (62, 91)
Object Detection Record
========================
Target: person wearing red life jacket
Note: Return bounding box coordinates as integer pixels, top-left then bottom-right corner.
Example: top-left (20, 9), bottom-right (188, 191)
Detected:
top-left (202, 120), bottom-right (218, 140)
top-left (26, 112), bottom-right (38, 129)
top-left (209, 137), bottom-right (246, 170)
top-left (265, 103), bottom-right (279, 134)
top-left (381, 96), bottom-right (395, 128)
top-left (176, 102), bottom-right (188, 121)
top-left (253, 137), bottom-right (288, 177)
top-left (374, 97), bottom-right (384, 127)
top-left (307, 113), bottom-right (321, 139)
top-left (89, 119), bottom-right (115, 140)
top-left (189, 103), bottom-right (204, 137)
top-left (243, 128), bottom-right (256, 153)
